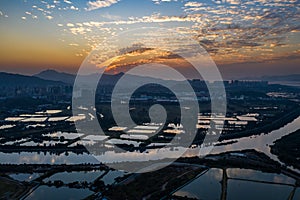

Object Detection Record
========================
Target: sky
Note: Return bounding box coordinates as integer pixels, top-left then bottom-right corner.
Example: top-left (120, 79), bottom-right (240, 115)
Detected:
top-left (0, 0), bottom-right (299, 79)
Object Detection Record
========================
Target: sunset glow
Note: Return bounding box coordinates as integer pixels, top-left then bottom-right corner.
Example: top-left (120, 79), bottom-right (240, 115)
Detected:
top-left (0, 0), bottom-right (299, 78)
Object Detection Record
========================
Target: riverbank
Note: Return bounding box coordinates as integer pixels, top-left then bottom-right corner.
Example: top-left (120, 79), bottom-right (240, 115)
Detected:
top-left (219, 107), bottom-right (300, 141)
top-left (270, 129), bottom-right (300, 170)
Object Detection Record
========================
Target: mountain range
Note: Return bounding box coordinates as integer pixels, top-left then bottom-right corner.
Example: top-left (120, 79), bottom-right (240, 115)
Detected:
top-left (34, 69), bottom-right (76, 84)
top-left (0, 69), bottom-right (174, 88)
top-left (241, 74), bottom-right (300, 82)
top-left (0, 71), bottom-right (65, 87)
top-left (34, 69), bottom-right (179, 88)
top-left (260, 74), bottom-right (300, 82)
top-left (0, 69), bottom-right (299, 88)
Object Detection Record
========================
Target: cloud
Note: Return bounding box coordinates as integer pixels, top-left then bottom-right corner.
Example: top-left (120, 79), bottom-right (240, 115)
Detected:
top-left (70, 5), bottom-right (79, 10)
top-left (50, 0), bottom-right (299, 66)
top-left (29, 0), bottom-right (79, 14)
top-left (152, 0), bottom-right (177, 5)
top-left (101, 13), bottom-right (122, 20)
top-left (45, 15), bottom-right (53, 20)
top-left (69, 43), bottom-right (79, 46)
top-left (64, 0), bottom-right (72, 4)
top-left (184, 2), bottom-right (204, 7)
top-left (212, 0), bottom-right (240, 4)
top-left (86, 0), bottom-right (120, 11)
top-left (225, 0), bottom-right (241, 5)
top-left (67, 23), bottom-right (75, 27)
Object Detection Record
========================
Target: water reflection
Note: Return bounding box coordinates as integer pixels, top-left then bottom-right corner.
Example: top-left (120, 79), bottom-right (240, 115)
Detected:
top-left (227, 180), bottom-right (292, 200)
top-left (0, 152), bottom-right (98, 164)
top-left (1, 117), bottom-right (299, 165)
top-left (9, 173), bottom-right (40, 182)
top-left (174, 168), bottom-right (297, 200)
top-left (294, 188), bottom-right (300, 199)
top-left (227, 168), bottom-right (295, 185)
top-left (101, 170), bottom-right (127, 185)
top-left (211, 116), bottom-right (300, 164)
top-left (25, 186), bottom-right (92, 200)
top-left (174, 168), bottom-right (222, 199)
top-left (44, 171), bottom-right (105, 184)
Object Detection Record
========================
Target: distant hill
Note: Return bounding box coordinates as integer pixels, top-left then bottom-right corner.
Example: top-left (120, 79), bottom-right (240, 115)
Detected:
top-left (261, 74), bottom-right (300, 82)
top-left (34, 69), bottom-right (123, 85)
top-left (241, 74), bottom-right (300, 82)
top-left (33, 69), bottom-right (176, 88)
top-left (2, 69), bottom-right (202, 91)
top-left (34, 69), bottom-right (76, 84)
top-left (0, 72), bottom-right (66, 87)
